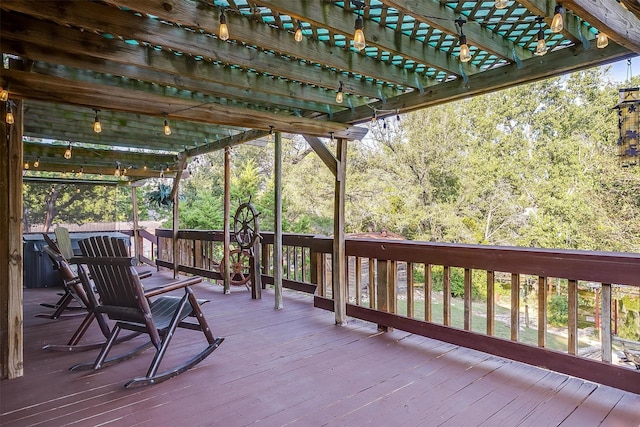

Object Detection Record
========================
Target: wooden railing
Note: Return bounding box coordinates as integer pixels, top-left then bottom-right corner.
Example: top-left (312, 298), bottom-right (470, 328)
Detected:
top-left (151, 229), bottom-right (640, 394)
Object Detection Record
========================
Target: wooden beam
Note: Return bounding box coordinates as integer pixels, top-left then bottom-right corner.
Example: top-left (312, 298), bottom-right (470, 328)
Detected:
top-left (382, 0), bottom-right (531, 62)
top-left (1, 69), bottom-right (369, 140)
top-left (185, 130), bottom-right (268, 157)
top-left (563, 0), bottom-right (640, 54)
top-left (302, 136), bottom-right (338, 178)
top-left (334, 42), bottom-right (634, 124)
top-left (261, 0), bottom-right (480, 78)
top-left (0, 3), bottom-right (396, 101)
top-left (274, 132), bottom-right (283, 309)
top-left (103, 0), bottom-right (435, 91)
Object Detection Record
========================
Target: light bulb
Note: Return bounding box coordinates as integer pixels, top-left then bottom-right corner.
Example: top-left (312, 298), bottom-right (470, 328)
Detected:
top-left (0, 88), bottom-right (8, 102)
top-left (93, 109), bottom-right (102, 133)
top-left (64, 144), bottom-right (72, 159)
top-left (494, 0), bottom-right (509, 9)
top-left (34, 157), bottom-right (39, 168)
top-left (353, 16), bottom-right (365, 51)
top-left (219, 11), bottom-right (229, 41)
top-left (336, 82), bottom-right (344, 104)
top-left (164, 119), bottom-right (171, 136)
top-left (24, 161), bottom-right (29, 170)
top-left (459, 35), bottom-right (471, 62)
top-left (268, 126), bottom-right (274, 142)
top-left (114, 167), bottom-right (120, 177)
top-left (78, 167), bottom-right (83, 176)
top-left (294, 21), bottom-right (303, 42)
top-left (6, 111), bottom-right (14, 124)
top-left (550, 5), bottom-right (564, 33)
top-left (534, 37), bottom-right (547, 56)
top-left (597, 32), bottom-right (608, 49)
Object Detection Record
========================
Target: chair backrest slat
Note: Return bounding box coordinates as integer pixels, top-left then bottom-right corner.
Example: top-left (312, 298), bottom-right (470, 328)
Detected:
top-left (54, 227), bottom-right (75, 261)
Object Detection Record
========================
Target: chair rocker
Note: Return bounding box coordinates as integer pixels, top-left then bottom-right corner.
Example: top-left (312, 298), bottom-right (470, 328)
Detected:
top-left (71, 236), bottom-right (224, 388)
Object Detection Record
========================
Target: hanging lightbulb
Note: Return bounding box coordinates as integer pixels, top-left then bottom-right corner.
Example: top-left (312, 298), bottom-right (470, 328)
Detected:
top-left (534, 17), bottom-right (548, 56)
top-left (143, 164), bottom-right (148, 171)
top-left (163, 114), bottom-right (172, 136)
top-left (34, 157), bottom-right (40, 168)
top-left (456, 19), bottom-right (472, 63)
top-left (268, 125), bottom-right (274, 142)
top-left (5, 101), bottom-right (14, 124)
top-left (64, 143), bottom-right (72, 159)
top-left (494, 0), bottom-right (509, 9)
top-left (597, 31), bottom-right (608, 49)
top-left (0, 87), bottom-right (8, 102)
top-left (336, 81), bottom-right (344, 104)
top-left (114, 162), bottom-right (121, 177)
top-left (219, 9), bottom-right (229, 41)
top-left (93, 109), bottom-right (102, 133)
top-left (550, 5), bottom-right (564, 33)
top-left (23, 161), bottom-right (29, 170)
top-left (78, 167), bottom-right (83, 176)
top-left (353, 14), bottom-right (366, 51)
top-left (371, 111), bottom-right (377, 124)
top-left (294, 20), bottom-right (303, 42)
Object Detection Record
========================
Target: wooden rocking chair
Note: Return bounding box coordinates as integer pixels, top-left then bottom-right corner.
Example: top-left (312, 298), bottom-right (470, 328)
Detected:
top-left (71, 236), bottom-right (224, 388)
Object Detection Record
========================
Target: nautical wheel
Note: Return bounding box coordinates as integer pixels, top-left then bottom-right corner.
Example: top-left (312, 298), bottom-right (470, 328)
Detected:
top-left (233, 202), bottom-right (260, 250)
top-left (228, 249), bottom-right (251, 289)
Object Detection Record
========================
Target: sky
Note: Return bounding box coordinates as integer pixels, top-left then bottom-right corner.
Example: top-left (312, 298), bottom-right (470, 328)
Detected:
top-left (604, 57), bottom-right (637, 84)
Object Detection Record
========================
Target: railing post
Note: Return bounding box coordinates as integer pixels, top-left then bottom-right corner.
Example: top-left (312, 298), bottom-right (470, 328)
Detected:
top-left (538, 276), bottom-right (547, 347)
top-left (487, 271), bottom-right (495, 335)
top-left (355, 256), bottom-right (362, 306)
top-left (511, 273), bottom-right (520, 341)
top-left (464, 268), bottom-right (472, 331)
top-left (443, 266), bottom-right (451, 326)
top-left (601, 283), bottom-right (612, 363)
top-left (425, 264), bottom-right (432, 322)
top-left (407, 262), bottom-right (414, 318)
top-left (568, 279), bottom-right (578, 355)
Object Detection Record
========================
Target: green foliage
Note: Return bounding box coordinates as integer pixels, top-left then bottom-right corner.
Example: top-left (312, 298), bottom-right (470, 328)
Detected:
top-left (548, 294), bottom-right (569, 326)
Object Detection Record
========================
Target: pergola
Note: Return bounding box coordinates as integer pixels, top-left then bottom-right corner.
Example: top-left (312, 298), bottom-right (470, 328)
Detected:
top-left (1, 0), bottom-right (639, 380)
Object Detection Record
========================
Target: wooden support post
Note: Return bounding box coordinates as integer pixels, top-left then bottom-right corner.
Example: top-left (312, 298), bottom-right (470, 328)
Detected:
top-left (274, 132), bottom-right (283, 309)
top-left (376, 259), bottom-right (391, 331)
top-left (170, 155), bottom-right (187, 279)
top-left (568, 279), bottom-right (578, 355)
top-left (369, 258), bottom-right (376, 309)
top-left (333, 138), bottom-right (347, 324)
top-left (538, 276), bottom-right (547, 347)
top-left (601, 283), bottom-right (612, 363)
top-left (1, 99), bottom-right (23, 379)
top-left (131, 186), bottom-right (141, 261)
top-left (511, 273), bottom-right (520, 341)
top-left (223, 147), bottom-right (231, 294)
top-left (443, 266), bottom-right (451, 326)
top-left (487, 271), bottom-right (495, 335)
top-left (464, 268), bottom-right (472, 331)
top-left (250, 240), bottom-right (262, 299)
top-left (407, 262), bottom-right (414, 318)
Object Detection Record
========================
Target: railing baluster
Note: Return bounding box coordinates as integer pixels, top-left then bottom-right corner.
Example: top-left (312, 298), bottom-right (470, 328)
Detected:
top-left (407, 262), bottom-right (414, 318)
top-left (425, 263), bottom-right (432, 322)
top-left (464, 268), bottom-right (472, 331)
top-left (538, 276), bottom-right (547, 347)
top-left (377, 259), bottom-right (390, 314)
top-left (443, 266), bottom-right (451, 326)
top-left (369, 258), bottom-right (376, 309)
top-left (568, 279), bottom-right (578, 355)
top-left (601, 283), bottom-right (612, 363)
top-left (487, 271), bottom-right (495, 335)
top-left (511, 273), bottom-right (520, 341)
top-left (355, 256), bottom-right (362, 306)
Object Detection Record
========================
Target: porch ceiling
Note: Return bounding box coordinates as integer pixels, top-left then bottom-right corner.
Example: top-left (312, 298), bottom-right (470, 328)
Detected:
top-left (1, 0), bottom-right (638, 179)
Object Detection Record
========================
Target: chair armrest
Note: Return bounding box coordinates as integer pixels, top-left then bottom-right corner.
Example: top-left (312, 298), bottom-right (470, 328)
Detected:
top-left (143, 276), bottom-right (203, 298)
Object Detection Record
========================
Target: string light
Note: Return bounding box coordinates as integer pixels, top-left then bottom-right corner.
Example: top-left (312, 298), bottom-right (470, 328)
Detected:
top-left (114, 162), bottom-right (121, 177)
top-left (64, 143), bottom-right (72, 159)
top-left (550, 5), bottom-right (564, 33)
top-left (268, 125), bottom-right (274, 142)
top-left (336, 81), bottom-right (344, 104)
top-left (494, 0), bottom-right (509, 9)
top-left (371, 110), bottom-right (377, 124)
top-left (597, 32), bottom-right (608, 49)
top-left (455, 19), bottom-right (472, 63)
top-left (34, 157), bottom-right (40, 168)
top-left (0, 86), bottom-right (8, 102)
top-left (163, 113), bottom-right (172, 136)
top-left (93, 109), bottom-right (102, 133)
top-left (534, 17), bottom-right (548, 56)
top-left (353, 11), bottom-right (366, 51)
top-left (294, 20), bottom-right (303, 42)
top-left (5, 101), bottom-right (14, 124)
top-left (23, 161), bottom-right (29, 170)
top-left (219, 9), bottom-right (229, 41)
top-left (329, 131), bottom-right (334, 143)
top-left (78, 167), bottom-right (83, 176)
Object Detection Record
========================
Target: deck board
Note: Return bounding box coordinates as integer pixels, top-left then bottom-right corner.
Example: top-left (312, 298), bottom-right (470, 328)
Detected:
top-left (2, 285), bottom-right (639, 427)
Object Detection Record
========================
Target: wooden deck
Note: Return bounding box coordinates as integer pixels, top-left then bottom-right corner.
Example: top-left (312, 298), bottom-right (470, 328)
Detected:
top-left (2, 283), bottom-right (639, 426)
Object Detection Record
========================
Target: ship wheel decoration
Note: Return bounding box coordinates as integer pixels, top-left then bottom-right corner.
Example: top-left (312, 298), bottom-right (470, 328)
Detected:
top-left (233, 201), bottom-right (260, 250)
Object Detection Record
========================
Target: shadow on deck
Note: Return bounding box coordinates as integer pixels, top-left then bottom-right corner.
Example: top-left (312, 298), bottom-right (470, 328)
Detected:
top-left (2, 283), bottom-right (639, 426)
